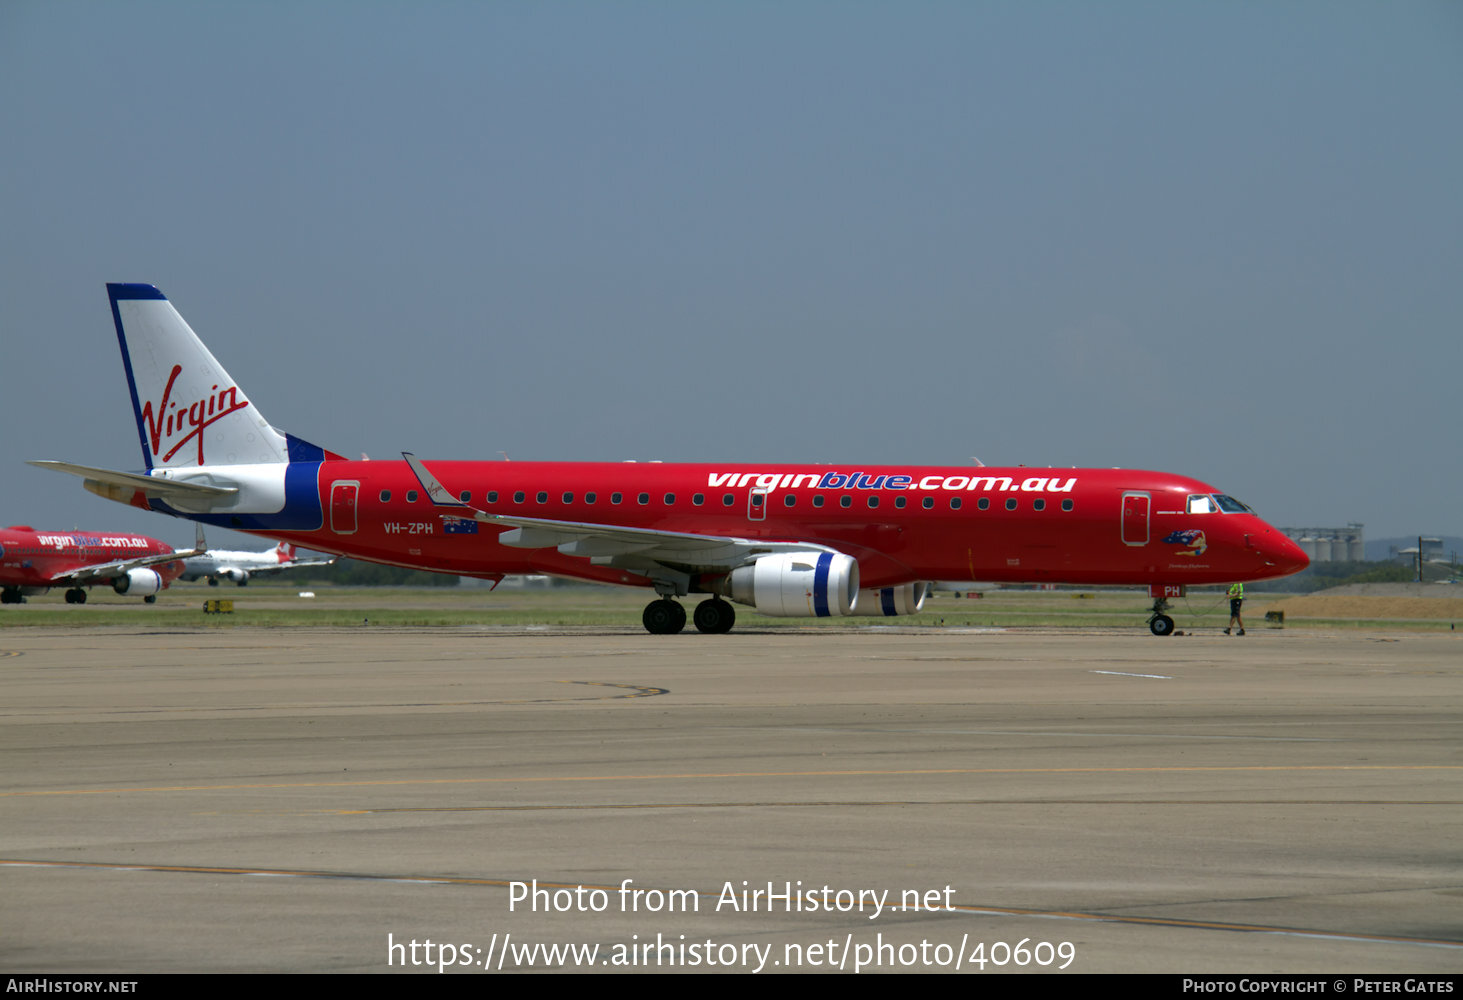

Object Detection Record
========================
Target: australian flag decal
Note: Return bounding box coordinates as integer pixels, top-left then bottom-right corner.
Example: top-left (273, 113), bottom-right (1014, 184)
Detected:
top-left (1162, 528), bottom-right (1207, 556)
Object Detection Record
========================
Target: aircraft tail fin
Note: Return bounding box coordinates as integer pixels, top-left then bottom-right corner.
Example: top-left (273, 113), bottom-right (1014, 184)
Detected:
top-left (107, 284), bottom-right (335, 470)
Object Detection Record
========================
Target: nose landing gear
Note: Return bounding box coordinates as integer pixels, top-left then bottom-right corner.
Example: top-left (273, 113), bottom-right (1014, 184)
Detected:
top-left (1148, 600), bottom-right (1175, 636)
top-left (1147, 587), bottom-right (1182, 636)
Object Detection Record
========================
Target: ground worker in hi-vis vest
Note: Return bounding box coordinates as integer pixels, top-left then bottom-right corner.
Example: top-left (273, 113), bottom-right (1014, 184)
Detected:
top-left (1225, 582), bottom-right (1245, 635)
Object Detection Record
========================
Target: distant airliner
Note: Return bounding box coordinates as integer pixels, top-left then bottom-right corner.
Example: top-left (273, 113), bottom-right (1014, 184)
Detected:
top-left (181, 541), bottom-right (335, 586)
top-left (33, 284), bottom-right (1307, 634)
top-left (0, 523), bottom-right (200, 604)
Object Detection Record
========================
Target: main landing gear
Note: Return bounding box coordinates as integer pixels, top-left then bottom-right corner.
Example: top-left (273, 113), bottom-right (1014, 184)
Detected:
top-left (1148, 597), bottom-right (1175, 636)
top-left (692, 597), bottom-right (735, 634)
top-left (642, 598), bottom-right (686, 634)
top-left (1, 587), bottom-right (25, 604)
top-left (64, 588), bottom-right (87, 604)
top-left (641, 597), bottom-right (736, 635)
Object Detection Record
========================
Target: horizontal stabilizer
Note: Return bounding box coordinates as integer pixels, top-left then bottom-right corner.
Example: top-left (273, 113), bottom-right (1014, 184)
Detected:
top-left (28, 460), bottom-right (238, 500)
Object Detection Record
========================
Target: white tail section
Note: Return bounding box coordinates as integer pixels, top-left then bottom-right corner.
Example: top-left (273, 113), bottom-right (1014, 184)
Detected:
top-left (109, 284), bottom-right (289, 470)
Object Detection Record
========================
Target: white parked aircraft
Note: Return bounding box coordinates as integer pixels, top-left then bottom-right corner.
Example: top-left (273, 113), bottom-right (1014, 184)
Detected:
top-left (181, 541), bottom-right (334, 587)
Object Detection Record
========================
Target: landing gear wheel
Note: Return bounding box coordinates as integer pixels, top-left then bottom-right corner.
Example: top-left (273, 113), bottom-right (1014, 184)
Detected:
top-left (144, 595), bottom-right (157, 605)
top-left (642, 598), bottom-right (686, 634)
top-left (1149, 614), bottom-right (1174, 636)
top-left (208, 578), bottom-right (219, 587)
top-left (65, 588), bottom-right (87, 605)
top-left (693, 598), bottom-right (736, 634)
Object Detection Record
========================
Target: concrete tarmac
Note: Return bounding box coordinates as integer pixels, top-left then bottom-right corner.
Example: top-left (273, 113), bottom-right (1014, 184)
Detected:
top-left (1, 625), bottom-right (1459, 974)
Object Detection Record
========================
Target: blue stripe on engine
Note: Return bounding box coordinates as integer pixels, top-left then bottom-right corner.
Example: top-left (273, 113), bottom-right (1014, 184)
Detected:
top-left (813, 552), bottom-right (832, 617)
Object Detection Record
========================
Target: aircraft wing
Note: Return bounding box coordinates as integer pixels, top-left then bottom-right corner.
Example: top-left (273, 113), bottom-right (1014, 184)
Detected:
top-left (403, 453), bottom-right (839, 569)
top-left (48, 524), bottom-right (208, 585)
top-left (248, 555), bottom-right (338, 576)
top-left (281, 555), bottom-right (338, 569)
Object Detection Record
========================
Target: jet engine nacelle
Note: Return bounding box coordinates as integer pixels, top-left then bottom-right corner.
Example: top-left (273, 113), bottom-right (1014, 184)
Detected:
top-left (112, 568), bottom-right (163, 596)
top-left (855, 582), bottom-right (930, 616)
top-left (218, 567), bottom-right (249, 584)
top-left (719, 551), bottom-right (859, 617)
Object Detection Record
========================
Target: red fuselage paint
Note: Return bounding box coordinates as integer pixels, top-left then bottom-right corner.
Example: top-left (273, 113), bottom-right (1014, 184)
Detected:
top-left (199, 461), bottom-right (1307, 591)
top-left (0, 527), bottom-right (183, 591)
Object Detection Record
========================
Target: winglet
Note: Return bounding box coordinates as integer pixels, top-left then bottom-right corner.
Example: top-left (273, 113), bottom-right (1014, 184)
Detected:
top-left (402, 453), bottom-right (469, 508)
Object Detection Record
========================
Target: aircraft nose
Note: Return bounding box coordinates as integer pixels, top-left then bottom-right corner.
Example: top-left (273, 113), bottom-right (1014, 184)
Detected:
top-left (1257, 528), bottom-right (1309, 576)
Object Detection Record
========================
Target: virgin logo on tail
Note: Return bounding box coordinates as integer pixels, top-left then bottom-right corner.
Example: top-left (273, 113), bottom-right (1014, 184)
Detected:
top-left (140, 365), bottom-right (250, 465)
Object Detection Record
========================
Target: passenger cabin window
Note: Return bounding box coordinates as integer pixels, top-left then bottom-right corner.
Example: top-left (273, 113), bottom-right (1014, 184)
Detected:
top-left (692, 494), bottom-right (704, 506)
top-left (976, 497), bottom-right (989, 510)
top-left (637, 493), bottom-right (649, 505)
top-left (562, 492), bottom-right (574, 504)
top-left (922, 497), bottom-right (934, 509)
top-left (722, 494), bottom-right (734, 507)
top-left (1005, 498), bottom-right (1017, 511)
top-left (1186, 494), bottom-right (1215, 514)
top-left (459, 490), bottom-right (471, 503)
top-left (379, 490), bottom-right (391, 502)
top-left (784, 495), bottom-right (796, 507)
top-left (867, 496), bottom-right (879, 508)
top-left (894, 496), bottom-right (906, 509)
top-left (950, 497), bottom-right (962, 510)
top-left (584, 492), bottom-right (596, 504)
top-left (1033, 499), bottom-right (1045, 511)
top-left (663, 493), bottom-right (675, 505)
top-left (813, 495), bottom-right (825, 508)
top-left (487, 491), bottom-right (498, 503)
top-left (840, 496), bottom-right (852, 508)
top-left (1062, 499), bottom-right (1074, 511)
top-left (611, 492), bottom-right (623, 505)
top-left (406, 490), bottom-right (419, 503)
top-left (536, 491), bottom-right (548, 504)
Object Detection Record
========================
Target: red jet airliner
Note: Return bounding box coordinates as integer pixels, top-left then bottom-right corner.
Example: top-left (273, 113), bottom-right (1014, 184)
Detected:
top-left (32, 284), bottom-right (1307, 634)
top-left (0, 523), bottom-right (200, 604)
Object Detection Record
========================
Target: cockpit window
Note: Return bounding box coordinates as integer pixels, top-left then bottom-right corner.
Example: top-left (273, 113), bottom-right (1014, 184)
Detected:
top-left (1212, 494), bottom-right (1252, 513)
top-left (1186, 494), bottom-right (1215, 514)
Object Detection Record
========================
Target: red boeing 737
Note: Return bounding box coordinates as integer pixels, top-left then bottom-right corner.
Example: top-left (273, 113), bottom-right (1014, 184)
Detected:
top-left (32, 284), bottom-right (1307, 633)
top-left (0, 523), bottom-right (201, 604)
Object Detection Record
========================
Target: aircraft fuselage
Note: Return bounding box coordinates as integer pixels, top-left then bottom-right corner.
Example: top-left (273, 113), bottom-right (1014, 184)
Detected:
top-left (151, 460), bottom-right (1305, 592)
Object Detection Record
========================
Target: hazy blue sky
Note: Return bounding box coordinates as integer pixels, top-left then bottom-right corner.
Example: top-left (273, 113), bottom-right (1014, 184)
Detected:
top-left (2, 1), bottom-right (1459, 549)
